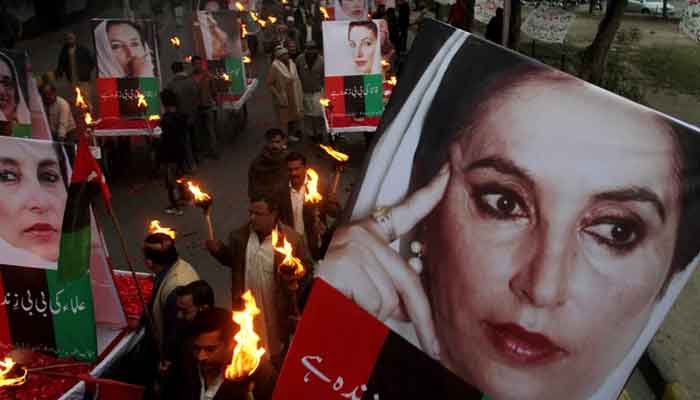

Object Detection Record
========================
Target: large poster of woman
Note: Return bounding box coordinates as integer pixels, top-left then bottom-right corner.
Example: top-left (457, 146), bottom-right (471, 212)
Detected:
top-left (322, 20), bottom-right (384, 129)
top-left (92, 19), bottom-right (161, 128)
top-left (333, 0), bottom-right (369, 20)
top-left (193, 10), bottom-right (246, 96)
top-left (0, 49), bottom-right (31, 137)
top-left (279, 20), bottom-right (700, 400)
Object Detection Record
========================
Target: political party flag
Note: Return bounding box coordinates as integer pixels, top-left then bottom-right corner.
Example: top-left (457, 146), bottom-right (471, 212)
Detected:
top-left (273, 279), bottom-right (483, 400)
top-left (324, 74), bottom-right (384, 118)
top-left (96, 77), bottom-right (161, 120)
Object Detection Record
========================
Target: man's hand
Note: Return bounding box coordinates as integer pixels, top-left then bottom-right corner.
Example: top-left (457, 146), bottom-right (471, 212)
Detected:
top-left (205, 239), bottom-right (222, 254)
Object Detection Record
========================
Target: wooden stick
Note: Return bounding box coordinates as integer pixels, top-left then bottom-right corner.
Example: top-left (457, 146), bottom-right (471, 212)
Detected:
top-left (205, 213), bottom-right (215, 241)
top-left (331, 169), bottom-right (341, 195)
top-left (27, 363), bottom-right (91, 372)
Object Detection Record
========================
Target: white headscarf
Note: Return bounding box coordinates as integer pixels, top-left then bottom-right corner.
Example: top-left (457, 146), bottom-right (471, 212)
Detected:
top-left (346, 27), bottom-right (700, 400)
top-left (95, 20), bottom-right (155, 78)
top-left (0, 52), bottom-right (31, 126)
top-left (0, 237), bottom-right (57, 270)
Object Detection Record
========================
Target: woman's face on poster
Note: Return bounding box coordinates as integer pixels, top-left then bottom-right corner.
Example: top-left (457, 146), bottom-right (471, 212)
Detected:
top-left (349, 25), bottom-right (377, 74)
top-left (341, 0), bottom-right (366, 19)
top-left (425, 79), bottom-right (681, 400)
top-left (0, 58), bottom-right (18, 123)
top-left (108, 23), bottom-right (147, 73)
top-left (0, 140), bottom-right (67, 262)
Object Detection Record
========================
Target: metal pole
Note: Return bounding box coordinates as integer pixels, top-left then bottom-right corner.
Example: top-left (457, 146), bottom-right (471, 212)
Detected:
top-left (502, 0), bottom-right (511, 47)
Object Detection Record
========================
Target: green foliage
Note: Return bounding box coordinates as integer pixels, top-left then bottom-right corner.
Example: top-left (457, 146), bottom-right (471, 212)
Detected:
top-left (631, 46), bottom-right (700, 97)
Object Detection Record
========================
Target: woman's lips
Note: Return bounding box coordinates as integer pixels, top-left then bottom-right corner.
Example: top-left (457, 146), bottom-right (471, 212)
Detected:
top-left (23, 223), bottom-right (58, 242)
top-left (483, 321), bottom-right (568, 365)
top-left (355, 60), bottom-right (368, 68)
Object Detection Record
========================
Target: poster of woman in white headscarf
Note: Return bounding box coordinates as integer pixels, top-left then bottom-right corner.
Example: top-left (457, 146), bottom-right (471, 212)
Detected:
top-left (275, 19), bottom-right (700, 400)
top-left (94, 19), bottom-right (157, 79)
top-left (333, 0), bottom-right (369, 20)
top-left (193, 10), bottom-right (246, 96)
top-left (322, 20), bottom-right (384, 130)
top-left (0, 50), bottom-right (32, 137)
top-left (92, 19), bottom-right (161, 127)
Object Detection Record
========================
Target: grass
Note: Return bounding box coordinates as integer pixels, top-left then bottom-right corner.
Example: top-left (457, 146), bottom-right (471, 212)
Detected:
top-left (630, 45), bottom-right (700, 96)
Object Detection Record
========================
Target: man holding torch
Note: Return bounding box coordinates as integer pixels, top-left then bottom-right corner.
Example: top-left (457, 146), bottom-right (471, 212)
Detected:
top-left (173, 308), bottom-right (277, 400)
top-left (205, 194), bottom-right (310, 367)
top-left (279, 152), bottom-right (340, 260)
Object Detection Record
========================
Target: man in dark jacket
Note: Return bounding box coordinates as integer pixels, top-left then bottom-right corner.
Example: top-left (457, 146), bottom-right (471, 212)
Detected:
top-left (397, 0), bottom-right (411, 52)
top-left (174, 308), bottom-right (278, 400)
top-left (295, 41), bottom-right (325, 143)
top-left (159, 89), bottom-right (189, 216)
top-left (167, 61), bottom-right (199, 172)
top-left (485, 7), bottom-right (504, 45)
top-left (279, 152), bottom-right (340, 261)
top-left (55, 32), bottom-right (95, 108)
top-left (248, 128), bottom-right (289, 199)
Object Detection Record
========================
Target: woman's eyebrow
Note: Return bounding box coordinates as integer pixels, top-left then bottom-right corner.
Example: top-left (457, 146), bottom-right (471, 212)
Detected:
top-left (0, 157), bottom-right (19, 167)
top-left (464, 156), bottom-right (535, 188)
top-left (593, 187), bottom-right (666, 222)
top-left (38, 159), bottom-right (59, 170)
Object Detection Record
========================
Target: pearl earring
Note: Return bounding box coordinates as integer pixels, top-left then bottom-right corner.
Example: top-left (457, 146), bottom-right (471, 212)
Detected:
top-left (408, 240), bottom-right (424, 274)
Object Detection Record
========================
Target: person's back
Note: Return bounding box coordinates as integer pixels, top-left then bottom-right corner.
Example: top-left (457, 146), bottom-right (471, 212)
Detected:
top-left (167, 73), bottom-right (199, 123)
top-left (160, 110), bottom-right (188, 164)
top-left (485, 8), bottom-right (504, 44)
top-left (248, 129), bottom-right (289, 199)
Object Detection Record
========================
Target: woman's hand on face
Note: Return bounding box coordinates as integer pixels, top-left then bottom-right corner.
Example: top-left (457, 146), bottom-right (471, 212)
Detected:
top-left (129, 52), bottom-right (150, 77)
top-left (317, 164), bottom-right (450, 359)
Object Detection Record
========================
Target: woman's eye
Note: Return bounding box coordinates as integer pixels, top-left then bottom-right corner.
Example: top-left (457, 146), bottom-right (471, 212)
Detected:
top-left (583, 219), bottom-right (644, 252)
top-left (39, 171), bottom-right (60, 184)
top-left (0, 170), bottom-right (19, 183)
top-left (473, 188), bottom-right (528, 220)
top-left (129, 40), bottom-right (141, 48)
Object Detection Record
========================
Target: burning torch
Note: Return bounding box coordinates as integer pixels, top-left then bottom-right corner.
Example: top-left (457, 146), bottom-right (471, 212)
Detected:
top-left (319, 144), bottom-right (350, 195)
top-left (303, 168), bottom-right (326, 253)
top-left (148, 220), bottom-right (176, 239)
top-left (225, 290), bottom-right (266, 397)
top-left (271, 227), bottom-right (306, 320)
top-left (0, 357), bottom-right (28, 400)
top-left (184, 180), bottom-right (214, 240)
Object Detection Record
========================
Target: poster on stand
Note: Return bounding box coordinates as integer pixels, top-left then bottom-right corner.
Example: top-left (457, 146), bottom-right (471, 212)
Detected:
top-left (474, 0), bottom-right (503, 23)
top-left (322, 20), bottom-right (384, 130)
top-left (0, 136), bottom-right (102, 361)
top-left (680, 0), bottom-right (700, 42)
top-left (194, 10), bottom-right (247, 98)
top-left (93, 19), bottom-right (161, 130)
top-left (0, 49), bottom-right (32, 137)
top-left (333, 0), bottom-right (369, 20)
top-left (521, 3), bottom-right (575, 44)
top-left (276, 19), bottom-right (700, 400)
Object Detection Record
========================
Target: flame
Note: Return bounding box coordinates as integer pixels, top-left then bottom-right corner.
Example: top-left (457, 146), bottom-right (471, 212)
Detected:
top-left (222, 72), bottom-right (231, 81)
top-left (242, 23), bottom-right (249, 38)
top-left (84, 112), bottom-right (94, 126)
top-left (268, 16), bottom-right (277, 23)
top-left (148, 115), bottom-right (161, 122)
top-left (381, 59), bottom-right (390, 68)
top-left (249, 11), bottom-right (259, 21)
top-left (235, 1), bottom-right (245, 11)
top-left (0, 357), bottom-right (27, 387)
top-left (319, 97), bottom-right (330, 107)
top-left (259, 19), bottom-right (267, 27)
top-left (304, 168), bottom-right (323, 204)
top-left (320, 144), bottom-right (349, 162)
top-left (243, 56), bottom-right (252, 64)
top-left (74, 86), bottom-right (88, 110)
top-left (136, 92), bottom-right (148, 109)
top-left (320, 6), bottom-right (330, 19)
top-left (186, 181), bottom-right (212, 203)
top-left (148, 220), bottom-right (176, 239)
top-left (271, 228), bottom-right (305, 277)
top-left (184, 55), bottom-right (193, 63)
top-left (225, 290), bottom-right (266, 380)
top-left (387, 75), bottom-right (397, 86)
top-left (282, 0), bottom-right (288, 4)
top-left (169, 36), bottom-right (181, 47)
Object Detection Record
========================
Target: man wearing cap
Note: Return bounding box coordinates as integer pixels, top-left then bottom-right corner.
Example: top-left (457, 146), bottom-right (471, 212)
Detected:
top-left (295, 41), bottom-right (325, 143)
top-left (267, 46), bottom-right (304, 141)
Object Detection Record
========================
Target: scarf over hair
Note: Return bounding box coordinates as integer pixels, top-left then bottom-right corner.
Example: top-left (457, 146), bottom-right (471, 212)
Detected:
top-left (94, 20), bottom-right (155, 78)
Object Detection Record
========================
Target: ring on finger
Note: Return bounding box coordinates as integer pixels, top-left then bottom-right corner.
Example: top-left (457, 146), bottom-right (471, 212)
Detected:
top-left (371, 206), bottom-right (398, 242)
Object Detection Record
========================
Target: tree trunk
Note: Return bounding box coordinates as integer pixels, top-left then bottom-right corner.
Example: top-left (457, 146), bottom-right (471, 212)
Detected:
top-left (663, 0), bottom-right (668, 18)
top-left (578, 0), bottom-right (627, 85)
top-left (506, 0), bottom-right (521, 49)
